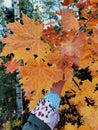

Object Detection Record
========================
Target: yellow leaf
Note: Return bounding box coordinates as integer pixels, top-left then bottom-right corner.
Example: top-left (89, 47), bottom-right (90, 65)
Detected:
top-left (80, 106), bottom-right (98, 130)
top-left (62, 123), bottom-right (77, 130)
top-left (78, 124), bottom-right (93, 130)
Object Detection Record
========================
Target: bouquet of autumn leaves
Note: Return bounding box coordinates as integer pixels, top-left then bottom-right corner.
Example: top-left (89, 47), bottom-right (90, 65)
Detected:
top-left (0, 0), bottom-right (98, 129)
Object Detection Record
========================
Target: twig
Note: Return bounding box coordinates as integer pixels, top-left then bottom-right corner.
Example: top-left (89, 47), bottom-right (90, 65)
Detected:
top-left (72, 78), bottom-right (81, 90)
top-left (76, 10), bottom-right (98, 34)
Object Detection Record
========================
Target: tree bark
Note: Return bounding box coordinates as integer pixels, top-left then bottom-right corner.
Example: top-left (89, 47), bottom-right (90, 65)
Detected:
top-left (15, 70), bottom-right (23, 119)
top-left (13, 0), bottom-right (20, 21)
top-left (13, 0), bottom-right (23, 119)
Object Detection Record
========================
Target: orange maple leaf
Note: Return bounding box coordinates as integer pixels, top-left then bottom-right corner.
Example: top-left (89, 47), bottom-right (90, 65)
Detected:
top-left (56, 55), bottom-right (78, 81)
top-left (47, 49), bottom-right (79, 81)
top-left (19, 60), bottom-right (62, 90)
top-left (59, 31), bottom-right (87, 57)
top-left (78, 43), bottom-right (94, 68)
top-left (61, 9), bottom-right (79, 31)
top-left (47, 50), bottom-right (77, 80)
top-left (1, 13), bottom-right (50, 62)
top-left (19, 60), bottom-right (63, 106)
top-left (47, 51), bottom-right (74, 69)
top-left (4, 58), bottom-right (20, 73)
top-left (87, 18), bottom-right (98, 28)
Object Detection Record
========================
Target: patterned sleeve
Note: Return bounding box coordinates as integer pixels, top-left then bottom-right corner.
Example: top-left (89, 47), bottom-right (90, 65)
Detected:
top-left (31, 91), bottom-right (60, 130)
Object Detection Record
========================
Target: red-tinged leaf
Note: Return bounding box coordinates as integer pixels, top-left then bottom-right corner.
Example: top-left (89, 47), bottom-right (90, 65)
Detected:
top-left (47, 51), bottom-right (76, 81)
top-left (76, 2), bottom-right (87, 8)
top-left (59, 31), bottom-right (87, 57)
top-left (42, 27), bottom-right (61, 46)
top-left (5, 58), bottom-right (20, 73)
top-left (61, 0), bottom-right (74, 6)
top-left (47, 50), bottom-right (75, 70)
top-left (76, 0), bottom-right (91, 8)
top-left (61, 9), bottom-right (79, 31)
top-left (76, 0), bottom-right (98, 9)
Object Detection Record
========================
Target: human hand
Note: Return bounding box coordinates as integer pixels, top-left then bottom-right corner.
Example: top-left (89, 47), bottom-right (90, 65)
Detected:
top-left (51, 74), bottom-right (65, 96)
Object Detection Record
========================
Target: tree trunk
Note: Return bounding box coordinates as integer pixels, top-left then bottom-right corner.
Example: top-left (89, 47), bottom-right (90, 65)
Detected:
top-left (13, 0), bottom-right (20, 21)
top-left (15, 70), bottom-right (23, 119)
top-left (13, 0), bottom-right (23, 119)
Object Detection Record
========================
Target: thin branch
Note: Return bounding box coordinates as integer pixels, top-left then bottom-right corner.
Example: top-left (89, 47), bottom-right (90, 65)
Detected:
top-left (76, 10), bottom-right (98, 34)
top-left (72, 78), bottom-right (81, 91)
